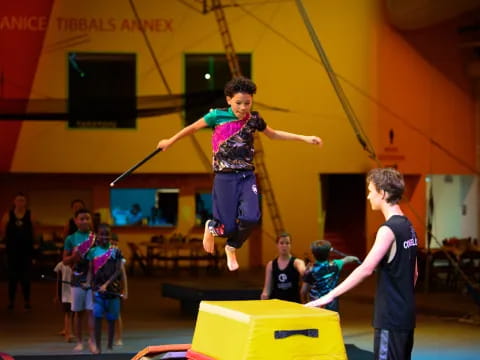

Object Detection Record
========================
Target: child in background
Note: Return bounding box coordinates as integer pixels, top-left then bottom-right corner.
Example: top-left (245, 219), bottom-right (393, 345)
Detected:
top-left (301, 240), bottom-right (359, 311)
top-left (87, 223), bottom-right (125, 353)
top-left (261, 233), bottom-right (305, 303)
top-left (53, 260), bottom-right (74, 342)
top-left (110, 232), bottom-right (128, 346)
top-left (62, 199), bottom-right (86, 239)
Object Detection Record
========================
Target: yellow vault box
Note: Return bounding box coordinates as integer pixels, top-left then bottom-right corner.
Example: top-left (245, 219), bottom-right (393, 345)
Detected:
top-left (190, 299), bottom-right (347, 360)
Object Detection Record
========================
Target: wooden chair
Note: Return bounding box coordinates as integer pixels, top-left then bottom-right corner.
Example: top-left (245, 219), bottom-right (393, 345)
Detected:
top-left (430, 250), bottom-right (456, 289)
top-left (149, 235), bottom-right (168, 269)
top-left (188, 237), bottom-right (205, 270)
top-left (459, 249), bottom-right (480, 282)
top-left (167, 233), bottom-right (188, 269)
top-left (127, 242), bottom-right (148, 275)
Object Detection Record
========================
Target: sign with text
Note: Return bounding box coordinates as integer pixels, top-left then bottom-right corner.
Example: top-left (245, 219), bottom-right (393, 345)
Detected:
top-left (0, 15), bottom-right (173, 33)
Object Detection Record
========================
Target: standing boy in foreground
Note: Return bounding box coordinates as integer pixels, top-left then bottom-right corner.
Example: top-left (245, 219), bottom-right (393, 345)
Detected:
top-left (157, 76), bottom-right (322, 271)
top-left (63, 209), bottom-right (97, 353)
top-left (306, 168), bottom-right (418, 360)
top-left (87, 223), bottom-right (125, 353)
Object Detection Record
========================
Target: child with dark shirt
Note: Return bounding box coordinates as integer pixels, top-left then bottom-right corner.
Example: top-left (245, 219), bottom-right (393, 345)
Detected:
top-left (157, 77), bottom-right (322, 271)
top-left (301, 240), bottom-right (359, 311)
top-left (261, 233), bottom-right (305, 303)
top-left (87, 223), bottom-right (125, 353)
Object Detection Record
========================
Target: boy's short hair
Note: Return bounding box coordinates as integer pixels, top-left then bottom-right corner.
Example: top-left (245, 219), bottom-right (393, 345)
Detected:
top-left (97, 223), bottom-right (111, 234)
top-left (74, 208), bottom-right (91, 218)
top-left (367, 168), bottom-right (405, 205)
top-left (276, 232), bottom-right (291, 243)
top-left (311, 240), bottom-right (332, 262)
top-left (224, 76), bottom-right (257, 97)
top-left (71, 199), bottom-right (85, 208)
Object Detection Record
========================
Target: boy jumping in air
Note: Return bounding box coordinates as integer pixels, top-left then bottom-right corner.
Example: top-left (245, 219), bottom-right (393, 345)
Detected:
top-left (157, 77), bottom-right (322, 271)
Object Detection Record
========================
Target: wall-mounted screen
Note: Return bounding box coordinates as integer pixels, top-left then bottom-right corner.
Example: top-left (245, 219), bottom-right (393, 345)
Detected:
top-left (110, 188), bottom-right (178, 226)
top-left (195, 191), bottom-right (213, 226)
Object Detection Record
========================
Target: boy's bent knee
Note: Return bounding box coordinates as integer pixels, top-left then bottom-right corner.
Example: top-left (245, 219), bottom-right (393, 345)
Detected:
top-left (238, 218), bottom-right (259, 229)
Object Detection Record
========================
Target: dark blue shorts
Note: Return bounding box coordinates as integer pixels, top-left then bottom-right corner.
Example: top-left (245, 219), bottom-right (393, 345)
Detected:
top-left (93, 293), bottom-right (120, 321)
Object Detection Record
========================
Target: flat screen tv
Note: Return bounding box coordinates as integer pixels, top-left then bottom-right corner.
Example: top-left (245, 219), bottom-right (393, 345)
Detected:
top-left (110, 188), bottom-right (178, 226)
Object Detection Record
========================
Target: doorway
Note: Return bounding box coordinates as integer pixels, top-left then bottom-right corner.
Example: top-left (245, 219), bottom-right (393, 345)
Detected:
top-left (320, 174), bottom-right (366, 258)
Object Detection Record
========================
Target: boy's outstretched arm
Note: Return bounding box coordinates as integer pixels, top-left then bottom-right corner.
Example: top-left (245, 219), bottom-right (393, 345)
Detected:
top-left (157, 118), bottom-right (208, 151)
top-left (342, 255), bottom-right (361, 265)
top-left (263, 126), bottom-right (323, 146)
top-left (305, 226), bottom-right (394, 308)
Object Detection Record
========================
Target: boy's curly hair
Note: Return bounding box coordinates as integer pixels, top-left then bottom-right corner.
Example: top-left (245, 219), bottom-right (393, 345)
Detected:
top-left (224, 76), bottom-right (257, 97)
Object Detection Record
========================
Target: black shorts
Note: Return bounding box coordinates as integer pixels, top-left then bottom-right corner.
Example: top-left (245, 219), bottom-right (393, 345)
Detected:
top-left (374, 328), bottom-right (414, 360)
top-left (62, 302), bottom-right (72, 313)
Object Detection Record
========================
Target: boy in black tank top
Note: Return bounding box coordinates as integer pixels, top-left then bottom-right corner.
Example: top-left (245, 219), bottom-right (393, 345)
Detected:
top-left (306, 168), bottom-right (418, 360)
top-left (261, 233), bottom-right (305, 303)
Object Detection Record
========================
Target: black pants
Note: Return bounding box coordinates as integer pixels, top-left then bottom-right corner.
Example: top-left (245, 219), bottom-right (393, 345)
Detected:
top-left (212, 171), bottom-right (260, 249)
top-left (374, 328), bottom-right (414, 360)
top-left (7, 254), bottom-right (32, 305)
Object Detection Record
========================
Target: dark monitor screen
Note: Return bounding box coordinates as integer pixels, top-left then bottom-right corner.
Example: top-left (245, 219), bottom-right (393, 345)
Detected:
top-left (68, 52), bottom-right (136, 128)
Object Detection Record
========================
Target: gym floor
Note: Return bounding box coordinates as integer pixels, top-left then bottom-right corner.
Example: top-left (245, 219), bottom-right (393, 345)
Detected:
top-left (0, 268), bottom-right (478, 360)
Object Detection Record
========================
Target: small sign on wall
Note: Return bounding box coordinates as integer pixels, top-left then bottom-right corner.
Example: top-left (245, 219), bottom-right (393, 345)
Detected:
top-left (378, 128), bottom-right (405, 166)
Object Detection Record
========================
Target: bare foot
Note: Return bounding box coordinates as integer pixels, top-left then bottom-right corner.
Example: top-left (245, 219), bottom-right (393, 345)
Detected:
top-left (65, 334), bottom-right (75, 343)
top-left (225, 245), bottom-right (239, 271)
top-left (73, 343), bottom-right (84, 352)
top-left (88, 339), bottom-right (99, 354)
top-left (203, 220), bottom-right (215, 254)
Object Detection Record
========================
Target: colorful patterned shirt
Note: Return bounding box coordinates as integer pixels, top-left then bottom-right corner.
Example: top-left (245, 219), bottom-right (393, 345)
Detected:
top-left (87, 245), bottom-right (123, 298)
top-left (203, 108), bottom-right (267, 172)
top-left (64, 231), bottom-right (93, 287)
top-left (303, 259), bottom-right (344, 311)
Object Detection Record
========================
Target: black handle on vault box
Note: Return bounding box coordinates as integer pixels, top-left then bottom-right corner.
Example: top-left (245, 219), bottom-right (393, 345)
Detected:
top-left (274, 329), bottom-right (319, 339)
